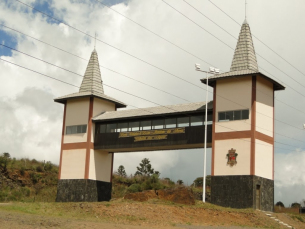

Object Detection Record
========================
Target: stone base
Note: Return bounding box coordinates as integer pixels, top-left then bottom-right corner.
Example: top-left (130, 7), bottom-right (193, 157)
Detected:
top-left (56, 179), bottom-right (112, 202)
top-left (211, 175), bottom-right (274, 211)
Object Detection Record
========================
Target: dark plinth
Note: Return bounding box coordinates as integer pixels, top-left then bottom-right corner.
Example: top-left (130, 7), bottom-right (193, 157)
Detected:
top-left (211, 175), bottom-right (274, 211)
top-left (56, 179), bottom-right (112, 202)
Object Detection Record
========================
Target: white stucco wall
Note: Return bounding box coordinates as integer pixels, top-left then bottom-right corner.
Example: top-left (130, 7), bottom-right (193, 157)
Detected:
top-left (214, 138), bottom-right (251, 176)
top-left (256, 76), bottom-right (274, 137)
top-left (255, 139), bottom-right (273, 180)
top-left (88, 150), bottom-right (112, 182)
top-left (215, 77), bottom-right (252, 133)
top-left (64, 98), bottom-right (89, 143)
top-left (60, 149), bottom-right (86, 179)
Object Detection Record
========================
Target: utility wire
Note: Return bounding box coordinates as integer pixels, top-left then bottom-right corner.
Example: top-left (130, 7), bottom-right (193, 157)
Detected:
top-left (2, 26), bottom-right (305, 119)
top-left (11, 1), bottom-right (305, 124)
top-left (1, 32), bottom-right (304, 135)
top-left (162, 0), bottom-right (305, 100)
top-left (1, 43), bottom-right (304, 145)
top-left (0, 42), bottom-right (189, 102)
top-left (208, 0), bottom-right (305, 80)
top-left (14, 0), bottom-right (205, 92)
top-left (0, 57), bottom-right (299, 151)
top-left (93, 0), bottom-right (214, 67)
top-left (184, 0), bottom-right (305, 90)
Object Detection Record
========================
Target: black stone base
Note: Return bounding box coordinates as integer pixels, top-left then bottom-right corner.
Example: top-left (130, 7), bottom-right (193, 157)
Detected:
top-left (211, 175), bottom-right (274, 211)
top-left (56, 179), bottom-right (112, 202)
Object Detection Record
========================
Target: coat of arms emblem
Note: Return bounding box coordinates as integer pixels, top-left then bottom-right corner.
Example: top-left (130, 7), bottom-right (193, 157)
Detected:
top-left (227, 148), bottom-right (238, 166)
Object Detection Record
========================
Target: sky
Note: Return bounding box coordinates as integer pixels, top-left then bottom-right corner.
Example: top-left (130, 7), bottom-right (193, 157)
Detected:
top-left (0, 0), bottom-right (304, 207)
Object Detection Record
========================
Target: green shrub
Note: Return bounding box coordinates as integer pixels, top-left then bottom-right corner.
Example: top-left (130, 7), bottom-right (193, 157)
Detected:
top-left (36, 166), bottom-right (43, 172)
top-left (20, 166), bottom-right (25, 176)
top-left (127, 184), bottom-right (142, 193)
top-left (44, 161), bottom-right (53, 171)
top-left (21, 187), bottom-right (31, 197)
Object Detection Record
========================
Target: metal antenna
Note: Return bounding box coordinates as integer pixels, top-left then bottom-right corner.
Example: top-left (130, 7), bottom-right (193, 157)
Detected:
top-left (94, 32), bottom-right (97, 49)
top-left (245, 0), bottom-right (247, 20)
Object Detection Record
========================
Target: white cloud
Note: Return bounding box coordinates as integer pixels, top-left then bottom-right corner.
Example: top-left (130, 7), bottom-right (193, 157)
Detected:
top-left (0, 0), bottom-right (304, 205)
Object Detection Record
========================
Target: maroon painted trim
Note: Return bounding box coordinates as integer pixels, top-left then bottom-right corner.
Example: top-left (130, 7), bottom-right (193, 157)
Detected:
top-left (250, 76), bottom-right (256, 175)
top-left (62, 142), bottom-right (94, 150)
top-left (58, 103), bottom-right (67, 180)
top-left (215, 130), bottom-right (251, 140)
top-left (212, 83), bottom-right (216, 176)
top-left (84, 97), bottom-right (94, 179)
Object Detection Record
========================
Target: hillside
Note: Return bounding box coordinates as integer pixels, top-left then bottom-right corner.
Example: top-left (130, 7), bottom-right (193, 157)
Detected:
top-left (0, 154), bottom-right (58, 202)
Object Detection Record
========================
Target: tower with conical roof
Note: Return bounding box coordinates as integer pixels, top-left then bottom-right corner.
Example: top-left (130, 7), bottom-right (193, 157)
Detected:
top-left (201, 20), bottom-right (284, 211)
top-left (54, 49), bottom-right (126, 202)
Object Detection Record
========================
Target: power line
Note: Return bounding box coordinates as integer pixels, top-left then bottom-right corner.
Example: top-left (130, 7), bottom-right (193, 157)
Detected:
top-left (1, 43), bottom-right (304, 145)
top-left (0, 42), bottom-right (189, 102)
top-left (208, 0), bottom-right (305, 81)
top-left (0, 57), bottom-right (300, 151)
top-left (2, 36), bottom-right (304, 136)
top-left (162, 0), bottom-right (305, 100)
top-left (0, 58), bottom-right (79, 88)
top-left (12, 0), bottom-right (305, 123)
top-left (4, 2), bottom-right (305, 131)
top-left (14, 0), bottom-right (205, 92)
top-left (92, 0), bottom-right (214, 67)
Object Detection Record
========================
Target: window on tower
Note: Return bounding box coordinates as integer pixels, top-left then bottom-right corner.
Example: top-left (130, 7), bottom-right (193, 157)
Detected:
top-left (66, 125), bottom-right (87, 134)
top-left (218, 109), bottom-right (249, 122)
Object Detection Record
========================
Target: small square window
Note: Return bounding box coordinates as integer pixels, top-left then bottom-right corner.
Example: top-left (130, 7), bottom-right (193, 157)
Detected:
top-left (165, 118), bottom-right (176, 129)
top-left (225, 111), bottom-right (233, 121)
top-left (242, 110), bottom-right (249, 119)
top-left (177, 117), bottom-right (189, 127)
top-left (234, 110), bottom-right (241, 120)
top-left (152, 119), bottom-right (164, 129)
top-left (219, 112), bottom-right (226, 121)
top-left (191, 115), bottom-right (203, 126)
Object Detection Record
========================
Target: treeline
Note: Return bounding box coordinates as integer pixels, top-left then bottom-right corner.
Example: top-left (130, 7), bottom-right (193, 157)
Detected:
top-left (112, 158), bottom-right (209, 199)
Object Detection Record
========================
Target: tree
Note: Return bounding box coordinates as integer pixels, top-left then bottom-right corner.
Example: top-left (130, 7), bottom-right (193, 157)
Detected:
top-left (0, 152), bottom-right (11, 171)
top-left (291, 202), bottom-right (301, 208)
top-left (193, 177), bottom-right (203, 187)
top-left (134, 158), bottom-right (159, 177)
top-left (177, 179), bottom-right (184, 185)
top-left (117, 165), bottom-right (127, 177)
top-left (275, 201), bottom-right (285, 207)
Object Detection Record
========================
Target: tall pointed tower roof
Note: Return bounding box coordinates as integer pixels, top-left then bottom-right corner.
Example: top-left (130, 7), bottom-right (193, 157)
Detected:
top-left (201, 20), bottom-right (285, 91)
top-left (54, 49), bottom-right (126, 108)
top-left (79, 49), bottom-right (104, 95)
top-left (230, 20), bottom-right (258, 72)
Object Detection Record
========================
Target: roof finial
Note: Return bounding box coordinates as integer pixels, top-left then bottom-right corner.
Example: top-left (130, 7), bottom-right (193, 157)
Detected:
top-left (94, 32), bottom-right (97, 49)
top-left (245, 0), bottom-right (247, 19)
top-left (243, 0), bottom-right (248, 24)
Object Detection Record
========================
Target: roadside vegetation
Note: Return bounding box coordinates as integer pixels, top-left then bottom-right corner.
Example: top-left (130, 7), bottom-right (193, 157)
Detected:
top-left (0, 152), bottom-right (58, 202)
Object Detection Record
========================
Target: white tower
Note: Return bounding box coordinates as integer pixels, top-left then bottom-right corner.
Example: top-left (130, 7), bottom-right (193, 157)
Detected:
top-left (54, 49), bottom-right (126, 201)
top-left (201, 21), bottom-right (284, 210)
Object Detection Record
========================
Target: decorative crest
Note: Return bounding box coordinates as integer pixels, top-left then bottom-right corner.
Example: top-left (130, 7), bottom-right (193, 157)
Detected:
top-left (227, 148), bottom-right (238, 166)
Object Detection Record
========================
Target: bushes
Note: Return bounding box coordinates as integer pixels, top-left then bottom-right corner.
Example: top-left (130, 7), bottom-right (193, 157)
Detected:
top-left (127, 184), bottom-right (142, 193)
top-left (36, 166), bottom-right (43, 172)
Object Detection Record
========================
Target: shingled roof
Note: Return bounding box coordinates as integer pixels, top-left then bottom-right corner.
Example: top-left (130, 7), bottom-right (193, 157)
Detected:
top-left (93, 101), bottom-right (213, 122)
top-left (54, 49), bottom-right (126, 108)
top-left (200, 20), bottom-right (285, 91)
top-left (230, 19), bottom-right (258, 72)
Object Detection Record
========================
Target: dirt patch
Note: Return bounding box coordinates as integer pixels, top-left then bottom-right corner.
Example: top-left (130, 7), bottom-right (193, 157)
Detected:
top-left (124, 187), bottom-right (195, 205)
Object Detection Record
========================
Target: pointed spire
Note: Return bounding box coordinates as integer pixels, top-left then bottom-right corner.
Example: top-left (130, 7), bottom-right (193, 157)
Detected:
top-left (230, 21), bottom-right (258, 72)
top-left (79, 49), bottom-right (104, 95)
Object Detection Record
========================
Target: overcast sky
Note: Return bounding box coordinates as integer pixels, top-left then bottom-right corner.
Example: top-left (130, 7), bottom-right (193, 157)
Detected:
top-left (0, 0), bottom-right (304, 207)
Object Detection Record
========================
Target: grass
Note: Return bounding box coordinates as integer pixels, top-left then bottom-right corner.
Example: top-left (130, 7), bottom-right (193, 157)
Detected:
top-left (291, 214), bottom-right (305, 223)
